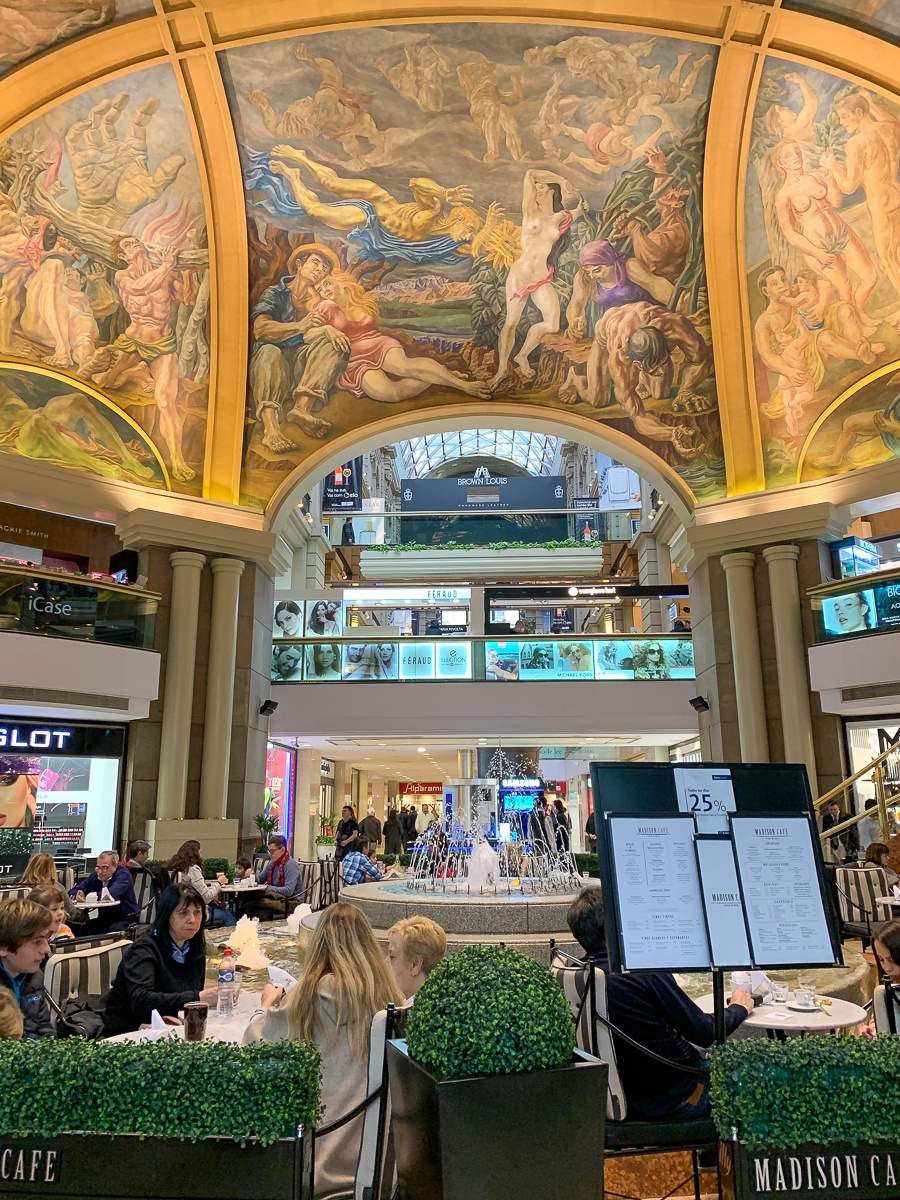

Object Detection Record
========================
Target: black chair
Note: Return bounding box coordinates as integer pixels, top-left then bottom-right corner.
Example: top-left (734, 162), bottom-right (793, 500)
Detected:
top-left (127, 866), bottom-right (158, 928)
top-left (834, 864), bottom-right (888, 947)
top-left (551, 944), bottom-right (716, 1200)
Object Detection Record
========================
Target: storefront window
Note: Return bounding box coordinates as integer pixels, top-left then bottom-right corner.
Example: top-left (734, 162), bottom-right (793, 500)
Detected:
top-left (844, 719), bottom-right (900, 819)
top-left (265, 744), bottom-right (295, 848)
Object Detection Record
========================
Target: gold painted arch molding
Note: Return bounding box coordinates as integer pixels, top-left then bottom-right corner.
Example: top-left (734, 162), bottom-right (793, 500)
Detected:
top-left (0, 1), bottom-right (899, 517)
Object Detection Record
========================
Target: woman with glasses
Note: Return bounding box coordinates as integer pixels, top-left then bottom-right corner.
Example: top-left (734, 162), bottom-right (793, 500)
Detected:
top-left (632, 641), bottom-right (670, 680)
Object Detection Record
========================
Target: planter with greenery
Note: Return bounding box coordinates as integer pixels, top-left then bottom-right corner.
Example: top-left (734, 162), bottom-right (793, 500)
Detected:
top-left (573, 852), bottom-right (599, 875)
top-left (711, 1037), bottom-right (900, 1199)
top-left (0, 1037), bottom-right (321, 1199)
top-left (388, 945), bottom-right (606, 1200)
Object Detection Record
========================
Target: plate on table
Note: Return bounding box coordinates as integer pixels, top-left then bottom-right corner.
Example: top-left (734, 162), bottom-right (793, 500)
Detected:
top-left (787, 1002), bottom-right (821, 1013)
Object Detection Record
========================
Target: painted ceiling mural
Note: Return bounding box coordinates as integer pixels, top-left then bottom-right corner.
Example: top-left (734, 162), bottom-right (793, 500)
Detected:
top-left (746, 57), bottom-right (900, 488)
top-left (0, 0), bottom-right (151, 78)
top-left (784, 1), bottom-right (900, 43)
top-left (221, 24), bottom-right (722, 510)
top-left (0, 64), bottom-right (209, 492)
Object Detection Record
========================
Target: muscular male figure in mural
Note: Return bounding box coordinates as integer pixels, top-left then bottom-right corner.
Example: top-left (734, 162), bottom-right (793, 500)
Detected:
top-left (249, 247), bottom-right (350, 447)
top-left (0, 0), bottom-right (114, 72)
top-left (64, 93), bottom-right (185, 229)
top-left (559, 301), bottom-right (710, 456)
top-left (825, 92), bottom-right (900, 310)
top-left (376, 40), bottom-right (452, 113)
top-left (81, 237), bottom-right (193, 481)
top-left (456, 60), bottom-right (529, 164)
top-left (267, 145), bottom-right (496, 255)
top-left (809, 395), bottom-right (900, 471)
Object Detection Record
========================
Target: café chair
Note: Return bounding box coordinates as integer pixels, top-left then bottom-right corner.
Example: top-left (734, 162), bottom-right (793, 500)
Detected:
top-left (550, 942), bottom-right (714, 1200)
top-left (834, 865), bottom-right (889, 948)
top-left (51, 930), bottom-right (135, 953)
top-left (43, 939), bottom-right (131, 1032)
top-left (314, 1003), bottom-right (397, 1200)
top-left (128, 866), bottom-right (158, 927)
top-left (872, 982), bottom-right (900, 1035)
top-left (315, 859), bottom-right (341, 911)
top-left (0, 886), bottom-right (31, 902)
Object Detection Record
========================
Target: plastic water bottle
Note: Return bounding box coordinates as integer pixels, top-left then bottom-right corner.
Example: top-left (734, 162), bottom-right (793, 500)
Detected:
top-left (217, 946), bottom-right (235, 1019)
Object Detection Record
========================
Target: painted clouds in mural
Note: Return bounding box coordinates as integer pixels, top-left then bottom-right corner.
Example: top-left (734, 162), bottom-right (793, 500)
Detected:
top-left (747, 59), bottom-right (900, 485)
top-left (221, 25), bottom-right (721, 509)
top-left (784, 1), bottom-right (900, 43)
top-left (0, 65), bottom-right (209, 491)
top-left (0, 0), bottom-right (151, 77)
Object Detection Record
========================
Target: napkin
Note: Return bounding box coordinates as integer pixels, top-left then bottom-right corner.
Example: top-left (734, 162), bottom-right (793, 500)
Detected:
top-left (100, 886), bottom-right (113, 902)
top-left (150, 1009), bottom-right (167, 1030)
top-left (268, 965), bottom-right (298, 991)
top-left (893, 884), bottom-right (900, 899)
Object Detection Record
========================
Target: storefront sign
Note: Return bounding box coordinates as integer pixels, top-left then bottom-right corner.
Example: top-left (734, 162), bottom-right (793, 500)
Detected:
top-left (400, 475), bottom-right (566, 512)
top-left (18, 580), bottom-right (97, 635)
top-left (0, 1143), bottom-right (59, 1184)
top-left (345, 587), bottom-right (470, 608)
top-left (399, 782), bottom-right (443, 795)
top-left (400, 644), bottom-right (435, 680)
top-left (0, 720), bottom-right (125, 759)
top-left (321, 458), bottom-right (363, 511)
top-left (735, 1141), bottom-right (900, 1198)
top-left (320, 758), bottom-right (335, 778)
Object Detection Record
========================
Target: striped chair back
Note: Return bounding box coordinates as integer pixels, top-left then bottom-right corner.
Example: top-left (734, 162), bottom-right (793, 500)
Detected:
top-left (297, 861), bottom-right (318, 905)
top-left (57, 867), bottom-right (76, 891)
top-left (551, 951), bottom-right (626, 1122)
top-left (252, 855), bottom-right (268, 878)
top-left (835, 865), bottom-right (888, 929)
top-left (129, 868), bottom-right (157, 923)
top-left (0, 887), bottom-right (31, 902)
top-left (43, 940), bottom-right (131, 1030)
top-left (354, 1008), bottom-right (391, 1200)
top-left (51, 931), bottom-right (133, 954)
top-left (315, 859), bottom-right (341, 911)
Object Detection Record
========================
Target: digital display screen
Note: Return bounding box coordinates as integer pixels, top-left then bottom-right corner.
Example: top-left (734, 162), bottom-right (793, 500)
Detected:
top-left (821, 584), bottom-right (900, 637)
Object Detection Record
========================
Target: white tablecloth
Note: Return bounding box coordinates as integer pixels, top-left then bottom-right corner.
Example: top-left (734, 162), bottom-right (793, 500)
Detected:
top-left (104, 990), bottom-right (262, 1045)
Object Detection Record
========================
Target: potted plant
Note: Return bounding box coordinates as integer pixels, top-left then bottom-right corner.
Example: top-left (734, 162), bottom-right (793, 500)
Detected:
top-left (711, 1037), bottom-right (900, 1199)
top-left (254, 811), bottom-right (279, 854)
top-left (315, 809), bottom-right (338, 861)
top-left (0, 1037), bottom-right (321, 1199)
top-left (388, 945), bottom-right (607, 1200)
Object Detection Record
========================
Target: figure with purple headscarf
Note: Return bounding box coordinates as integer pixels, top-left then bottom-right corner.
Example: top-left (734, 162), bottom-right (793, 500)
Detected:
top-left (565, 240), bottom-right (656, 341)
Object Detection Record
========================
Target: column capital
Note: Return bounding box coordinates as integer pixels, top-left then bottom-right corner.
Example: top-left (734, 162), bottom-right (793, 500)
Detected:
top-left (169, 550), bottom-right (206, 571)
top-left (762, 544), bottom-right (801, 565)
top-left (209, 557), bottom-right (246, 577)
top-left (721, 551), bottom-right (757, 572)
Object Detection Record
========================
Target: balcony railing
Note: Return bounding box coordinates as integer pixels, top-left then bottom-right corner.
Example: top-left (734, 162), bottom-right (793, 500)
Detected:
top-left (0, 565), bottom-right (158, 649)
top-left (271, 633), bottom-right (694, 684)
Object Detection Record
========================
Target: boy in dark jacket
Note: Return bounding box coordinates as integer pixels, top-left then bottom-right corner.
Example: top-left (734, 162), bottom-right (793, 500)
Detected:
top-left (0, 899), bottom-right (54, 1038)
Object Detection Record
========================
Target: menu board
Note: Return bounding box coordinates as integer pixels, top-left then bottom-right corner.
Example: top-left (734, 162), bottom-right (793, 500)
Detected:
top-left (730, 816), bottom-right (838, 967)
top-left (608, 815), bottom-right (710, 971)
top-left (695, 837), bottom-right (752, 968)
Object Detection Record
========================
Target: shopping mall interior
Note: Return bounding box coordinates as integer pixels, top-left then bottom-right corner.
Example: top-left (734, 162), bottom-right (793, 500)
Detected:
top-left (3, 0), bottom-right (900, 1196)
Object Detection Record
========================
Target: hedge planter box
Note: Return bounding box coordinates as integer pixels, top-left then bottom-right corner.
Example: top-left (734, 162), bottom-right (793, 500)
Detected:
top-left (729, 1140), bottom-right (900, 1200)
top-left (0, 1132), bottom-right (312, 1199)
top-left (361, 546), bottom-right (604, 581)
top-left (387, 1041), bottom-right (607, 1200)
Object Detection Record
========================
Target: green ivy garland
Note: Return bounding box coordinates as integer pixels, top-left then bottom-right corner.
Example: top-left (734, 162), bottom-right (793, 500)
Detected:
top-left (710, 1036), bottom-right (900, 1150)
top-left (407, 945), bottom-right (574, 1080)
top-left (365, 540), bottom-right (602, 554)
top-left (0, 1039), bottom-right (322, 1146)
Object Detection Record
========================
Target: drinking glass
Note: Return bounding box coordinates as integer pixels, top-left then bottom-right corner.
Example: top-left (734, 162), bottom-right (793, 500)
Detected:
top-left (184, 1001), bottom-right (208, 1041)
top-left (770, 981), bottom-right (788, 1004)
top-left (798, 974), bottom-right (817, 999)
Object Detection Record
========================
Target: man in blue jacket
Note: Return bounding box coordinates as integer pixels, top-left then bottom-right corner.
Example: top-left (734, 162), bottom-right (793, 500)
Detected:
top-left (69, 850), bottom-right (138, 930)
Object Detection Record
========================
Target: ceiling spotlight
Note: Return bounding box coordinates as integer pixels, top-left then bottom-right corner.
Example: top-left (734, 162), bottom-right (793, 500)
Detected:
top-left (418, 747), bottom-right (427, 753)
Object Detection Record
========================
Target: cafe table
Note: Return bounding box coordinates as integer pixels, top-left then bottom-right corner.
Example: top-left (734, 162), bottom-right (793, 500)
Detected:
top-left (72, 898), bottom-right (120, 910)
top-left (104, 989), bottom-right (263, 1045)
top-left (875, 895), bottom-right (900, 911)
top-left (695, 991), bottom-right (867, 1036)
top-left (217, 883), bottom-right (268, 918)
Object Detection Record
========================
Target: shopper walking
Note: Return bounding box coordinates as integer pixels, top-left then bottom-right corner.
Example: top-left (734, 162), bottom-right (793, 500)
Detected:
top-left (384, 809), bottom-right (403, 855)
top-left (360, 806), bottom-right (382, 850)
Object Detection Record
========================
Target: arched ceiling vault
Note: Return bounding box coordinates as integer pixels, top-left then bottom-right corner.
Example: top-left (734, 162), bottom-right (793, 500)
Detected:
top-left (0, 0), bottom-right (899, 529)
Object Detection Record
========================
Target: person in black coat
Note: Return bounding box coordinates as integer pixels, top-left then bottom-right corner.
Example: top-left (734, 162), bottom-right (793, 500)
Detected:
top-left (384, 810), bottom-right (403, 855)
top-left (0, 899), bottom-right (54, 1038)
top-left (103, 883), bottom-right (218, 1035)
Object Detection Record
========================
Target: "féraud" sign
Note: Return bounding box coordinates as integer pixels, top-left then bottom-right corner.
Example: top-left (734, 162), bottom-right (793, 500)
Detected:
top-left (738, 1143), bottom-right (900, 1198)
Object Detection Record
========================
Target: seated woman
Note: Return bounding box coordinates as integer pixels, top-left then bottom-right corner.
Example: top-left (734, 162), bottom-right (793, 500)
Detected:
top-left (244, 903), bottom-right (403, 1200)
top-left (103, 883), bottom-right (218, 1035)
top-left (165, 840), bottom-right (226, 906)
top-left (864, 842), bottom-right (900, 887)
top-left (387, 916), bottom-right (446, 1001)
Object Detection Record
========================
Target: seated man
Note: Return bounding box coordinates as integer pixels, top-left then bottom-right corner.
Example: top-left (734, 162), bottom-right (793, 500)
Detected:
top-left (340, 837), bottom-right (384, 886)
top-left (387, 916), bottom-right (446, 1001)
top-left (252, 836), bottom-right (304, 918)
top-left (0, 899), bottom-right (54, 1038)
top-left (123, 840), bottom-right (151, 869)
top-left (68, 850), bottom-right (138, 930)
top-left (566, 887), bottom-right (752, 1120)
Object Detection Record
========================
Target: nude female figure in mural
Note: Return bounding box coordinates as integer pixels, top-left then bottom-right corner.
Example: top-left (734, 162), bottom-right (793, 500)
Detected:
top-left (312, 273), bottom-right (491, 402)
top-left (772, 140), bottom-right (878, 318)
top-left (489, 170), bottom-right (583, 388)
top-left (825, 92), bottom-right (900, 316)
top-left (754, 267), bottom-right (820, 440)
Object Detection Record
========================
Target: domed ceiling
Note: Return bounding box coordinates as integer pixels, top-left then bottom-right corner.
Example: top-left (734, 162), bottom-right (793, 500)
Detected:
top-left (0, 0), bottom-right (899, 518)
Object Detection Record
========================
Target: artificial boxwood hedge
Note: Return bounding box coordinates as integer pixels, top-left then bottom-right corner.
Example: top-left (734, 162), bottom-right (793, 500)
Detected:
top-left (710, 1036), bottom-right (900, 1150)
top-left (0, 1039), bottom-right (321, 1145)
top-left (407, 945), bottom-right (574, 1080)
top-left (573, 853), bottom-right (599, 875)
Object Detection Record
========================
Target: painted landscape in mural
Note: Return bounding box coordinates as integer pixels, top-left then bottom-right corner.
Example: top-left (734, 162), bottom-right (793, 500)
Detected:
top-left (0, 0), bottom-right (151, 77)
top-left (746, 58), bottom-right (900, 485)
top-left (785, 1), bottom-right (900, 42)
top-left (0, 363), bottom-right (166, 486)
top-left (0, 64), bottom-right (208, 492)
top-left (221, 25), bottom-right (722, 509)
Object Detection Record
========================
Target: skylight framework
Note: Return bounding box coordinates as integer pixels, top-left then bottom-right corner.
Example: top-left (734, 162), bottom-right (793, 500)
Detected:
top-left (397, 430), bottom-right (559, 478)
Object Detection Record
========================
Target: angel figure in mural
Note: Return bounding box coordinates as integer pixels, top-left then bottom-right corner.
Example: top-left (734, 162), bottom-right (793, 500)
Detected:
top-left (375, 39), bottom-right (452, 114)
top-left (488, 169), bottom-right (584, 388)
top-left (259, 145), bottom-right (504, 264)
top-left (313, 271), bottom-right (492, 401)
top-left (456, 59), bottom-right (530, 164)
top-left (824, 91), bottom-right (900, 314)
top-left (248, 43), bottom-right (386, 165)
top-left (535, 77), bottom-right (658, 177)
top-left (770, 139), bottom-right (878, 319)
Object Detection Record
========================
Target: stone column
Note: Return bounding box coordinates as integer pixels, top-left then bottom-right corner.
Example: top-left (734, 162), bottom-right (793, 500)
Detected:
top-left (762, 544), bottom-right (818, 794)
top-left (156, 551), bottom-right (205, 819)
top-left (721, 552), bottom-right (770, 763)
top-left (199, 558), bottom-right (245, 819)
top-left (294, 747), bottom-right (319, 862)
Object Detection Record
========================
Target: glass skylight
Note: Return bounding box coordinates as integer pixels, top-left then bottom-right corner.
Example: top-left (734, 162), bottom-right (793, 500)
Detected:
top-left (396, 431), bottom-right (559, 478)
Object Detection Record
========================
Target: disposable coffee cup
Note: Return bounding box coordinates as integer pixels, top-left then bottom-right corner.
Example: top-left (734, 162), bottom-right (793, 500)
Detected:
top-left (184, 1001), bottom-right (208, 1041)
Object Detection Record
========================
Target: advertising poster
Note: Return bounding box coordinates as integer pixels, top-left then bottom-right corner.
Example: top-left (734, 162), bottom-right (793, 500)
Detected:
top-left (306, 599), bottom-right (343, 638)
top-left (321, 459), bottom-right (363, 511)
top-left (273, 599), bottom-right (304, 639)
top-left (400, 642), bottom-right (436, 680)
top-left (873, 581), bottom-right (900, 630)
top-left (342, 643), bottom-right (399, 680)
top-left (436, 642), bottom-right (471, 679)
top-left (593, 640), bottom-right (635, 679)
top-left (485, 641), bottom-right (521, 682)
top-left (304, 643), bottom-right (341, 680)
top-left (271, 644), bottom-right (303, 681)
top-left (674, 767), bottom-right (736, 835)
top-left (265, 745), bottom-right (294, 847)
top-left (821, 589), bottom-right (878, 637)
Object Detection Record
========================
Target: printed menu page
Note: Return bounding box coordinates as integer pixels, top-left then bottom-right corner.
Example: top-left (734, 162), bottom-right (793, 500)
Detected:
top-left (609, 815), bottom-right (710, 971)
top-left (731, 816), bottom-right (836, 966)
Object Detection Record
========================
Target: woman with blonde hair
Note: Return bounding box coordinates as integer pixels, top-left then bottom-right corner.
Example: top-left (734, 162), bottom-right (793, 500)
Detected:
top-left (244, 902), bottom-right (403, 1199)
top-left (19, 853), bottom-right (58, 886)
